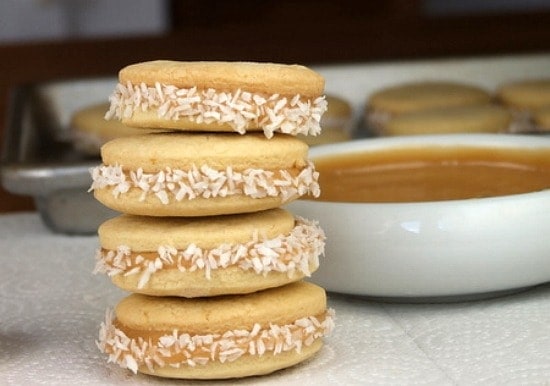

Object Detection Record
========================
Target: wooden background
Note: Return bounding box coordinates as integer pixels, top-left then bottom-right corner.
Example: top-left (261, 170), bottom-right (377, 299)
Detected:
top-left (2, 0), bottom-right (550, 212)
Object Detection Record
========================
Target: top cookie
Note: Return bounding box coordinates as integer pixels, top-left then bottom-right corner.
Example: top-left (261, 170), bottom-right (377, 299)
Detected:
top-left (106, 60), bottom-right (327, 138)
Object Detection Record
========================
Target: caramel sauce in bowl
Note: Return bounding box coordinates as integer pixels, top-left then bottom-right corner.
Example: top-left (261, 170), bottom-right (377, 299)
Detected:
top-left (286, 134), bottom-right (550, 300)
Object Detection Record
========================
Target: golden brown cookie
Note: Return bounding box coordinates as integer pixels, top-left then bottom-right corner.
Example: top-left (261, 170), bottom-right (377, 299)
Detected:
top-left (89, 132), bottom-right (320, 216)
top-left (94, 209), bottom-right (325, 297)
top-left (365, 81), bottom-right (492, 134)
top-left (496, 79), bottom-right (550, 111)
top-left (97, 281), bottom-right (335, 379)
top-left (533, 106), bottom-right (550, 132)
top-left (70, 102), bottom-right (154, 156)
top-left (496, 79), bottom-right (550, 132)
top-left (105, 60), bottom-right (327, 138)
top-left (384, 104), bottom-right (512, 136)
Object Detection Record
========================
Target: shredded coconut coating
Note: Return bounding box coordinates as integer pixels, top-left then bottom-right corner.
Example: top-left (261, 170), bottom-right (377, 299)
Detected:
top-left (89, 162), bottom-right (320, 204)
top-left (97, 308), bottom-right (335, 374)
top-left (105, 82), bottom-right (328, 138)
top-left (94, 217), bottom-right (325, 287)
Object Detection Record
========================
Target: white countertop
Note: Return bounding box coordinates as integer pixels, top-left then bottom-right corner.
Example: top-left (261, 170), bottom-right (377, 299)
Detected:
top-left (1, 212), bottom-right (550, 385)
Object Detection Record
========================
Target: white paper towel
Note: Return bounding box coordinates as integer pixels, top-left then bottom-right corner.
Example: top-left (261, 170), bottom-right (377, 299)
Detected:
top-left (1, 213), bottom-right (549, 385)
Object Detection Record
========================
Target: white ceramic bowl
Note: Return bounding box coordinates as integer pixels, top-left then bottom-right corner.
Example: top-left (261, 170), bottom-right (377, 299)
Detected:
top-left (287, 134), bottom-right (550, 300)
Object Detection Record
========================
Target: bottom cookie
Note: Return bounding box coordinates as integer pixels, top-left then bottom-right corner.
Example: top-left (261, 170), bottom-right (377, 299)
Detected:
top-left (97, 281), bottom-right (335, 379)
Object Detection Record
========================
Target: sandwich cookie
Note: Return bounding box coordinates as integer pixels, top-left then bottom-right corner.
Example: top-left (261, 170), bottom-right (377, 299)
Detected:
top-left (70, 102), bottom-right (154, 156)
top-left (97, 281), bottom-right (335, 379)
top-left (534, 106), bottom-right (550, 132)
top-left (105, 60), bottom-right (328, 138)
top-left (94, 208), bottom-right (325, 297)
top-left (384, 104), bottom-right (512, 136)
top-left (496, 78), bottom-right (550, 111)
top-left (89, 132), bottom-right (320, 216)
top-left (365, 81), bottom-right (492, 135)
top-left (496, 79), bottom-right (550, 132)
top-left (302, 94), bottom-right (353, 146)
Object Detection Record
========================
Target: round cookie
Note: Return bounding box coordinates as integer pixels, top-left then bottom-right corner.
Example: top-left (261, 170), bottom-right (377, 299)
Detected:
top-left (365, 81), bottom-right (492, 134)
top-left (105, 60), bottom-right (328, 138)
top-left (496, 79), bottom-right (550, 111)
top-left (70, 102), bottom-right (154, 156)
top-left (533, 106), bottom-right (550, 132)
top-left (384, 104), bottom-right (512, 136)
top-left (302, 94), bottom-right (353, 146)
top-left (89, 132), bottom-right (320, 216)
top-left (97, 281), bottom-right (335, 379)
top-left (496, 79), bottom-right (550, 133)
top-left (94, 209), bottom-right (325, 297)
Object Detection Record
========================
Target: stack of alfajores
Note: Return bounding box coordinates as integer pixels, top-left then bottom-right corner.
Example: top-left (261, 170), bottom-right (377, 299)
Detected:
top-left (89, 61), bottom-right (335, 380)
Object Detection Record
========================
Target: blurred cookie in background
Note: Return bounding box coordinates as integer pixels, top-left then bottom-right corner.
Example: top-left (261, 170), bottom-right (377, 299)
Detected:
top-left (384, 104), bottom-right (512, 136)
top-left (364, 81), bottom-right (492, 135)
top-left (496, 79), bottom-right (550, 133)
top-left (301, 94), bottom-right (353, 146)
top-left (533, 106), bottom-right (550, 133)
top-left (70, 102), bottom-right (154, 156)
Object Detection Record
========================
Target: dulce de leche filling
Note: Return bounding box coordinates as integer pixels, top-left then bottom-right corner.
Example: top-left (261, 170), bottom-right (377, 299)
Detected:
top-left (97, 308), bottom-right (335, 374)
top-left (105, 82), bottom-right (328, 138)
top-left (94, 217), bottom-right (326, 288)
top-left (89, 162), bottom-right (320, 204)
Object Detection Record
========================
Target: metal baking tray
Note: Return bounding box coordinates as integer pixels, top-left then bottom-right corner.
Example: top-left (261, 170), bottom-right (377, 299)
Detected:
top-left (2, 54), bottom-right (550, 234)
top-left (1, 78), bottom-right (119, 234)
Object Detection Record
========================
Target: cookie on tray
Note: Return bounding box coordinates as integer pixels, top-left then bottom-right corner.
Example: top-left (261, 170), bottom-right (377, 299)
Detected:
top-left (533, 106), bottom-right (550, 132)
top-left (70, 102), bottom-right (154, 156)
top-left (97, 281), bottom-right (335, 379)
top-left (365, 81), bottom-right (492, 135)
top-left (302, 94), bottom-right (353, 146)
top-left (384, 104), bottom-right (512, 136)
top-left (496, 78), bottom-right (550, 132)
top-left (89, 132), bottom-right (320, 216)
top-left (105, 60), bottom-right (327, 138)
top-left (94, 208), bottom-right (325, 297)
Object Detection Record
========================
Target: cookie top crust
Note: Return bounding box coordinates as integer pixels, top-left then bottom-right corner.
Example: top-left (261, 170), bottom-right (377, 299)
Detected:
top-left (368, 81), bottom-right (492, 114)
top-left (99, 132), bottom-right (309, 171)
top-left (98, 209), bottom-right (294, 250)
top-left (118, 60), bottom-right (325, 97)
top-left (115, 281), bottom-right (327, 333)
